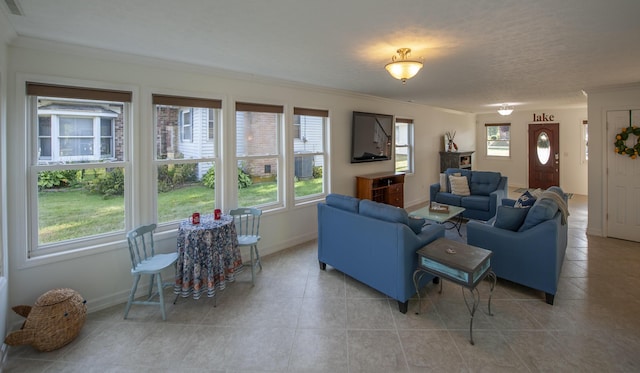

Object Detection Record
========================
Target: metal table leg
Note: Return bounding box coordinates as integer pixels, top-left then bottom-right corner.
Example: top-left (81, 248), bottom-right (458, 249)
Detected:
top-left (461, 270), bottom-right (497, 345)
top-left (412, 269), bottom-right (427, 314)
top-left (486, 271), bottom-right (496, 316)
top-left (462, 286), bottom-right (481, 345)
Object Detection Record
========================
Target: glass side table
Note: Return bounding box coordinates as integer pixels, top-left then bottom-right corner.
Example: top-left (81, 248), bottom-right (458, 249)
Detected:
top-left (413, 238), bottom-right (496, 345)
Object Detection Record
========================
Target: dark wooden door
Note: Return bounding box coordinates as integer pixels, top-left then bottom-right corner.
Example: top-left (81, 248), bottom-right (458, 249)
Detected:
top-left (528, 123), bottom-right (560, 189)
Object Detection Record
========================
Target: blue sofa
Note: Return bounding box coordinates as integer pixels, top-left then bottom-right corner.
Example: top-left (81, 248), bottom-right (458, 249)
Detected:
top-left (466, 186), bottom-right (568, 304)
top-left (430, 168), bottom-right (508, 221)
top-left (317, 194), bottom-right (445, 313)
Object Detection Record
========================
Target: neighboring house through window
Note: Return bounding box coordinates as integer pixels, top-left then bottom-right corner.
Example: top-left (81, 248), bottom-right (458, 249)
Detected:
top-left (208, 108), bottom-right (215, 141)
top-left (27, 82), bottom-right (131, 257)
top-left (395, 118), bottom-right (414, 173)
top-left (153, 94), bottom-right (221, 224)
top-left (293, 107), bottom-right (328, 201)
top-left (486, 123), bottom-right (511, 157)
top-left (38, 104), bottom-right (118, 163)
top-left (180, 109), bottom-right (192, 142)
top-left (235, 102), bottom-right (283, 209)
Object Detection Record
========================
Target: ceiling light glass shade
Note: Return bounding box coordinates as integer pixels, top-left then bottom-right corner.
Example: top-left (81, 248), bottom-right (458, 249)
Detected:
top-left (385, 48), bottom-right (423, 84)
top-left (498, 105), bottom-right (513, 116)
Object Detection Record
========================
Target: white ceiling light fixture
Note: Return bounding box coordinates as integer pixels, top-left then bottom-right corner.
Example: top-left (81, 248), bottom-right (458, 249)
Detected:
top-left (385, 48), bottom-right (423, 84)
top-left (498, 104), bottom-right (514, 116)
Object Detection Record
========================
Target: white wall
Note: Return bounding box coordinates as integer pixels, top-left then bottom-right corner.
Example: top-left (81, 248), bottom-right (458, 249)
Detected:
top-left (0, 10), bottom-right (16, 356)
top-left (586, 83), bottom-right (640, 237)
top-left (475, 107), bottom-right (588, 195)
top-left (4, 37), bottom-right (474, 325)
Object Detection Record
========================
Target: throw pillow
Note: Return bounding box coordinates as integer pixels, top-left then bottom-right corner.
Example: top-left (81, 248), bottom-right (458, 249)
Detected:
top-left (514, 190), bottom-right (536, 208)
top-left (407, 216), bottom-right (426, 234)
top-left (449, 175), bottom-right (470, 196)
top-left (518, 198), bottom-right (559, 232)
top-left (444, 169), bottom-right (464, 193)
top-left (439, 173), bottom-right (448, 192)
top-left (494, 205), bottom-right (529, 231)
top-left (530, 188), bottom-right (544, 199)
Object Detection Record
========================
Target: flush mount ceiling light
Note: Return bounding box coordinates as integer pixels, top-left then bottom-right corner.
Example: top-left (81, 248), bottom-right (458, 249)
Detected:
top-left (498, 104), bottom-right (514, 116)
top-left (385, 48), bottom-right (423, 84)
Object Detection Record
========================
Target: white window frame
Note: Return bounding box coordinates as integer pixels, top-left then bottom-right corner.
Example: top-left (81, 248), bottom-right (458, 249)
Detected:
top-left (292, 107), bottom-right (329, 204)
top-left (152, 94), bottom-right (222, 227)
top-left (207, 108), bottom-right (215, 141)
top-left (235, 102), bottom-right (284, 210)
top-left (37, 110), bottom-right (118, 163)
top-left (485, 123), bottom-right (511, 157)
top-left (293, 114), bottom-right (302, 140)
top-left (26, 83), bottom-right (132, 259)
top-left (100, 117), bottom-right (115, 157)
top-left (395, 118), bottom-right (414, 173)
top-left (180, 109), bottom-right (192, 142)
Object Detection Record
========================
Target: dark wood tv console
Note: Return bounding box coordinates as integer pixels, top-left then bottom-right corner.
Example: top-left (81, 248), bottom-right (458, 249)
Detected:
top-left (356, 172), bottom-right (405, 208)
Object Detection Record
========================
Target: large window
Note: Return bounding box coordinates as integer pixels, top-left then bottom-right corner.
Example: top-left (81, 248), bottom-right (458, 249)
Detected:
top-left (293, 107), bottom-right (328, 201)
top-left (395, 118), bottom-right (414, 173)
top-left (27, 82), bottom-right (131, 257)
top-left (236, 102), bottom-right (283, 209)
top-left (486, 123), bottom-right (511, 157)
top-left (153, 94), bottom-right (221, 224)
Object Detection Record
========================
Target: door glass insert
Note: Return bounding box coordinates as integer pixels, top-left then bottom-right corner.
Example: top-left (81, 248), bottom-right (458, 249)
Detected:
top-left (537, 132), bottom-right (551, 164)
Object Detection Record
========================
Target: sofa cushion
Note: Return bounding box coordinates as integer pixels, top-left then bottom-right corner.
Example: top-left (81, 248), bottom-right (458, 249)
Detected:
top-left (449, 175), bottom-right (471, 196)
top-left (435, 192), bottom-right (462, 206)
top-left (359, 199), bottom-right (409, 226)
top-left (470, 171), bottom-right (501, 196)
top-left (439, 173), bottom-right (448, 192)
top-left (461, 195), bottom-right (490, 212)
top-left (514, 190), bottom-right (537, 208)
top-left (326, 193), bottom-right (360, 213)
top-left (445, 168), bottom-right (470, 191)
top-left (518, 198), bottom-right (559, 232)
top-left (407, 216), bottom-right (427, 234)
top-left (494, 205), bottom-right (529, 231)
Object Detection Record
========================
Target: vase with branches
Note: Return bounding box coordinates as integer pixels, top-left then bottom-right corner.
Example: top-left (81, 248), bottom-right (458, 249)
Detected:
top-left (446, 131), bottom-right (458, 152)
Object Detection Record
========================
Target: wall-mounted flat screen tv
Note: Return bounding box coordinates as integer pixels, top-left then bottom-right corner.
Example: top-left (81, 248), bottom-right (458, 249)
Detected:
top-left (351, 111), bottom-right (394, 163)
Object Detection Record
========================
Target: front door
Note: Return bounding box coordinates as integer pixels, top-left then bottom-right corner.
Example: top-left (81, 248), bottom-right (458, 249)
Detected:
top-left (607, 110), bottom-right (640, 242)
top-left (528, 123), bottom-right (560, 189)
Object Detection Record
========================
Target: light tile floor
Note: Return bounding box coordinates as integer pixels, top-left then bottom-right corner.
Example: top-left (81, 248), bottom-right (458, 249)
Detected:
top-left (4, 192), bottom-right (640, 372)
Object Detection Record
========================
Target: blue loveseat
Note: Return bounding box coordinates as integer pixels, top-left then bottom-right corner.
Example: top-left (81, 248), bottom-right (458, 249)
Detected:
top-left (317, 194), bottom-right (445, 313)
top-left (466, 186), bottom-right (569, 304)
top-left (430, 168), bottom-right (508, 221)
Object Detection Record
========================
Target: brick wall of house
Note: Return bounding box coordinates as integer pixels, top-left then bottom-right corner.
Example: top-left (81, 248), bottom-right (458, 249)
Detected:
top-left (239, 112), bottom-right (278, 181)
top-left (155, 106), bottom-right (179, 159)
top-left (113, 110), bottom-right (124, 161)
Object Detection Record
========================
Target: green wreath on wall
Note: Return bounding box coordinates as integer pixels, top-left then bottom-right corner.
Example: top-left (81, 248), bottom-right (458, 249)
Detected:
top-left (614, 126), bottom-right (640, 159)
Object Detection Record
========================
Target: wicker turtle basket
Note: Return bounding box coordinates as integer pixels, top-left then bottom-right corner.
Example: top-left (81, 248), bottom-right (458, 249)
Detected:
top-left (5, 288), bottom-right (87, 352)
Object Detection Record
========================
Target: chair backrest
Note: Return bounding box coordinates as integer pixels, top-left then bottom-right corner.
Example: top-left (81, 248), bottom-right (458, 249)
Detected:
top-left (229, 208), bottom-right (262, 237)
top-left (126, 223), bottom-right (157, 270)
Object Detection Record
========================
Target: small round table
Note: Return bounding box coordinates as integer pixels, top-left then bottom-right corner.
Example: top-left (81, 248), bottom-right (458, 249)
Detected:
top-left (174, 213), bottom-right (243, 300)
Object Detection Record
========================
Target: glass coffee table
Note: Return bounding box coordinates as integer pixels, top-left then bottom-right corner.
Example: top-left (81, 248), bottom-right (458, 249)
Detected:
top-left (409, 203), bottom-right (465, 236)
